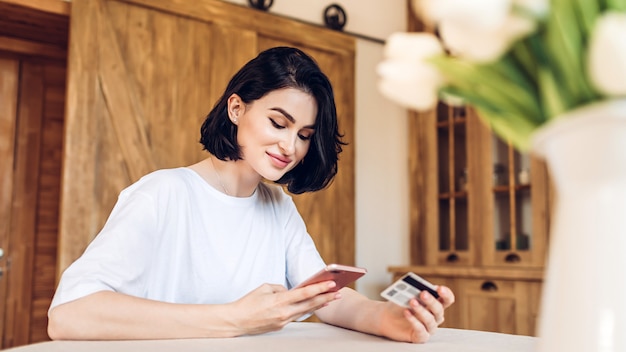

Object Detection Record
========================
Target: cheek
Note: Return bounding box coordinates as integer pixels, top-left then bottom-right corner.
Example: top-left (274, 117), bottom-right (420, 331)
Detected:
top-left (296, 141), bottom-right (311, 160)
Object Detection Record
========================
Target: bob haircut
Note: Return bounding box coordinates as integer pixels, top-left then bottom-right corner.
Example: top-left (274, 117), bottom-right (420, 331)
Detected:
top-left (200, 46), bottom-right (345, 194)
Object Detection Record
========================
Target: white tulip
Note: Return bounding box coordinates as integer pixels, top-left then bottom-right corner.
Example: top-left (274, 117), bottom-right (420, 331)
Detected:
top-left (514, 0), bottom-right (549, 18)
top-left (588, 12), bottom-right (626, 97)
top-left (413, 0), bottom-right (544, 62)
top-left (383, 32), bottom-right (444, 61)
top-left (439, 14), bottom-right (536, 62)
top-left (377, 32), bottom-right (446, 111)
top-left (413, 0), bottom-right (511, 29)
top-left (377, 61), bottom-right (443, 111)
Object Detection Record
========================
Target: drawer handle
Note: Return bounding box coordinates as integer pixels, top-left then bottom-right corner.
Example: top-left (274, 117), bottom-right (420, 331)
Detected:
top-left (481, 281), bottom-right (498, 292)
top-left (446, 253), bottom-right (459, 262)
top-left (505, 253), bottom-right (521, 263)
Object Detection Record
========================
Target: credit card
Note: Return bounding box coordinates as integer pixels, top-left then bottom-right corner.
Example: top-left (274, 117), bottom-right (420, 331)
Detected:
top-left (380, 272), bottom-right (439, 307)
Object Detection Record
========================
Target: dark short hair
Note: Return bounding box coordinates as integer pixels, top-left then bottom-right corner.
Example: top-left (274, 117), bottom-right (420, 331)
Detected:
top-left (200, 46), bottom-right (346, 194)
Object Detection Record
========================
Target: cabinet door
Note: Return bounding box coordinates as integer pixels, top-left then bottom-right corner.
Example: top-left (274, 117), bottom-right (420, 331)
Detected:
top-left (456, 278), bottom-right (542, 336)
top-left (477, 118), bottom-right (550, 268)
top-left (412, 104), bottom-right (476, 267)
top-left (410, 104), bottom-right (550, 268)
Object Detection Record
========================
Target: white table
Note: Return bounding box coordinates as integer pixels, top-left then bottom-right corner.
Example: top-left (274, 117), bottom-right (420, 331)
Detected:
top-left (5, 322), bottom-right (537, 352)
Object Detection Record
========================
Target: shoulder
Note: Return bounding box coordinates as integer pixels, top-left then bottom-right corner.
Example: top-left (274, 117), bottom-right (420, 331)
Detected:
top-left (120, 167), bottom-right (198, 199)
top-left (256, 182), bottom-right (295, 208)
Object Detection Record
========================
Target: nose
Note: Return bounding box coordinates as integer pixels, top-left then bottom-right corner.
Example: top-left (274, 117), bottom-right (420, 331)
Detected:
top-left (278, 133), bottom-right (297, 155)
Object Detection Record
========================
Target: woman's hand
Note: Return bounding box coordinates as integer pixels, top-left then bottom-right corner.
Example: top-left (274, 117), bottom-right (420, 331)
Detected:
top-left (227, 281), bottom-right (341, 336)
top-left (378, 285), bottom-right (455, 343)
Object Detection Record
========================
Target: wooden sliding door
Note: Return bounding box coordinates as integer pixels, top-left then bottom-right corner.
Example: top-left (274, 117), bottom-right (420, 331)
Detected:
top-left (59, 0), bottom-right (355, 276)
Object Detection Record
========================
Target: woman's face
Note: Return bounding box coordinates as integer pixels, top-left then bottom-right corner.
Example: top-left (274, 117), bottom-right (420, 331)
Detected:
top-left (229, 88), bottom-right (317, 181)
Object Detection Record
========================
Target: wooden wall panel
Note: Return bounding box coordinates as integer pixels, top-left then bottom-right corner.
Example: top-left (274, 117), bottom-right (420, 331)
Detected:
top-left (0, 17), bottom-right (67, 350)
top-left (108, 1), bottom-right (216, 166)
top-left (122, 0), bottom-right (353, 55)
top-left (5, 62), bottom-right (45, 347)
top-left (59, 0), bottom-right (255, 271)
top-left (0, 57), bottom-right (20, 349)
top-left (29, 62), bottom-right (65, 343)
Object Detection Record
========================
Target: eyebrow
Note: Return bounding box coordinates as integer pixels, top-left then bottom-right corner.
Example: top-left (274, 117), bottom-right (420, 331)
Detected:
top-left (270, 107), bottom-right (315, 129)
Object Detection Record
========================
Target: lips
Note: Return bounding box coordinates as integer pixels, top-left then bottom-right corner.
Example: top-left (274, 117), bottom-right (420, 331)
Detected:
top-left (267, 152), bottom-right (292, 169)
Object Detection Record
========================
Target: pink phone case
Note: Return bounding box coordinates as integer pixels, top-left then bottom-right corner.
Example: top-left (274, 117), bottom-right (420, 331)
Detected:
top-left (295, 264), bottom-right (367, 291)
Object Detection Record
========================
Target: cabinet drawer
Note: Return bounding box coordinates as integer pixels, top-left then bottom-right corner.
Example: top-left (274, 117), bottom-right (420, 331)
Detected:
top-left (455, 278), bottom-right (542, 336)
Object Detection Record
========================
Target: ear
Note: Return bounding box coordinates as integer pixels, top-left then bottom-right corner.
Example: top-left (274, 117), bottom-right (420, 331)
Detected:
top-left (227, 94), bottom-right (244, 125)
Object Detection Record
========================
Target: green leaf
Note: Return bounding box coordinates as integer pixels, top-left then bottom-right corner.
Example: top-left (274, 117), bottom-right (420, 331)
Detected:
top-left (604, 0), bottom-right (626, 11)
top-left (573, 0), bottom-right (600, 36)
top-left (474, 107), bottom-right (539, 151)
top-left (428, 56), bottom-right (542, 121)
top-left (546, 0), bottom-right (597, 106)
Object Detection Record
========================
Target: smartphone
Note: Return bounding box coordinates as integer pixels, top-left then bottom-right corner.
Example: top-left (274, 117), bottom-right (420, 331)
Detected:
top-left (294, 264), bottom-right (367, 292)
top-left (380, 272), bottom-right (439, 307)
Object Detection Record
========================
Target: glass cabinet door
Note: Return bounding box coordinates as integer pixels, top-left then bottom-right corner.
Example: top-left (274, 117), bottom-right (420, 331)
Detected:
top-left (416, 104), bottom-right (549, 268)
top-left (487, 134), bottom-right (549, 267)
top-left (492, 136), bottom-right (531, 256)
top-left (436, 102), bottom-right (470, 264)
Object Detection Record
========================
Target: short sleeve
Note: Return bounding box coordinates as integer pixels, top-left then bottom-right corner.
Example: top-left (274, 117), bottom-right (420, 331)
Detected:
top-left (49, 185), bottom-right (159, 310)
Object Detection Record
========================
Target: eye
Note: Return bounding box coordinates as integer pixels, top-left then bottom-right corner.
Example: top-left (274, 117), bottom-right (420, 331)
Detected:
top-left (298, 133), bottom-right (312, 141)
top-left (269, 118), bottom-right (285, 129)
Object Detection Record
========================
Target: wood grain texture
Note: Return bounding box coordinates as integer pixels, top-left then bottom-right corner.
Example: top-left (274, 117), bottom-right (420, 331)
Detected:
top-left (0, 6), bottom-right (68, 344)
top-left (0, 0), bottom-right (69, 15)
top-left (29, 62), bottom-right (65, 344)
top-left (0, 57), bottom-right (19, 349)
top-left (57, 0), bottom-right (101, 275)
top-left (0, 1), bottom-right (68, 47)
top-left (120, 0), bottom-right (354, 55)
top-left (5, 62), bottom-right (45, 347)
top-left (0, 36), bottom-right (66, 60)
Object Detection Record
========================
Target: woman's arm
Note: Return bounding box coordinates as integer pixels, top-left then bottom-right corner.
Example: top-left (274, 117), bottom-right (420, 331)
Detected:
top-left (48, 281), bottom-right (340, 340)
top-left (314, 286), bottom-right (455, 343)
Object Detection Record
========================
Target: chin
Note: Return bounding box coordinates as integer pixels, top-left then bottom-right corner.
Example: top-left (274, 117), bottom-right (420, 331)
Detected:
top-left (262, 168), bottom-right (292, 182)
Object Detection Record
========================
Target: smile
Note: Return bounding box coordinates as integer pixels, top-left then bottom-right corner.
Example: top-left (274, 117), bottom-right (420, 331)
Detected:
top-left (267, 152), bottom-right (292, 169)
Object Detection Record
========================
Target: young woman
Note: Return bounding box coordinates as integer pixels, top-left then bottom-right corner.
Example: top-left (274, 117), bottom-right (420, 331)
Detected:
top-left (47, 46), bottom-right (455, 343)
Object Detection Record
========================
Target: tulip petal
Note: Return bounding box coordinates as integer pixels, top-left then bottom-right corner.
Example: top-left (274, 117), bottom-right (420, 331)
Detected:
top-left (378, 79), bottom-right (440, 111)
top-left (588, 12), bottom-right (626, 96)
top-left (439, 14), bottom-right (536, 62)
top-left (384, 32), bottom-right (444, 60)
top-left (414, 0), bottom-right (512, 29)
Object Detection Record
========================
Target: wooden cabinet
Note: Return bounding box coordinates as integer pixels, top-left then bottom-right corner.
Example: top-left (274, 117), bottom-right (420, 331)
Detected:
top-left (418, 105), bottom-right (550, 268)
top-left (391, 3), bottom-right (552, 336)
top-left (391, 267), bottom-right (543, 336)
top-left (390, 102), bottom-right (551, 335)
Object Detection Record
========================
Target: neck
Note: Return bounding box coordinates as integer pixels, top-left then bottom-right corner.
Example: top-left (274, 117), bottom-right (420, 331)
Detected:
top-left (189, 157), bottom-right (261, 197)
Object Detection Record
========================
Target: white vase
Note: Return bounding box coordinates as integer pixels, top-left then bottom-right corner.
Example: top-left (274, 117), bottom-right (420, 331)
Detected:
top-left (532, 99), bottom-right (626, 352)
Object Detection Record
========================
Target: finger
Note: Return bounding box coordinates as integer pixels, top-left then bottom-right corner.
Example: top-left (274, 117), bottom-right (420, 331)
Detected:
top-left (296, 290), bottom-right (342, 315)
top-left (291, 281), bottom-right (337, 301)
top-left (419, 291), bottom-right (445, 325)
top-left (402, 309), bottom-right (431, 343)
top-left (437, 286), bottom-right (456, 308)
top-left (409, 298), bottom-right (439, 333)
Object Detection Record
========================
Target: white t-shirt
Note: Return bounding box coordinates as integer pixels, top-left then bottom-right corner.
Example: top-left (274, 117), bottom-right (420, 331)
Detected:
top-left (50, 167), bottom-right (326, 309)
